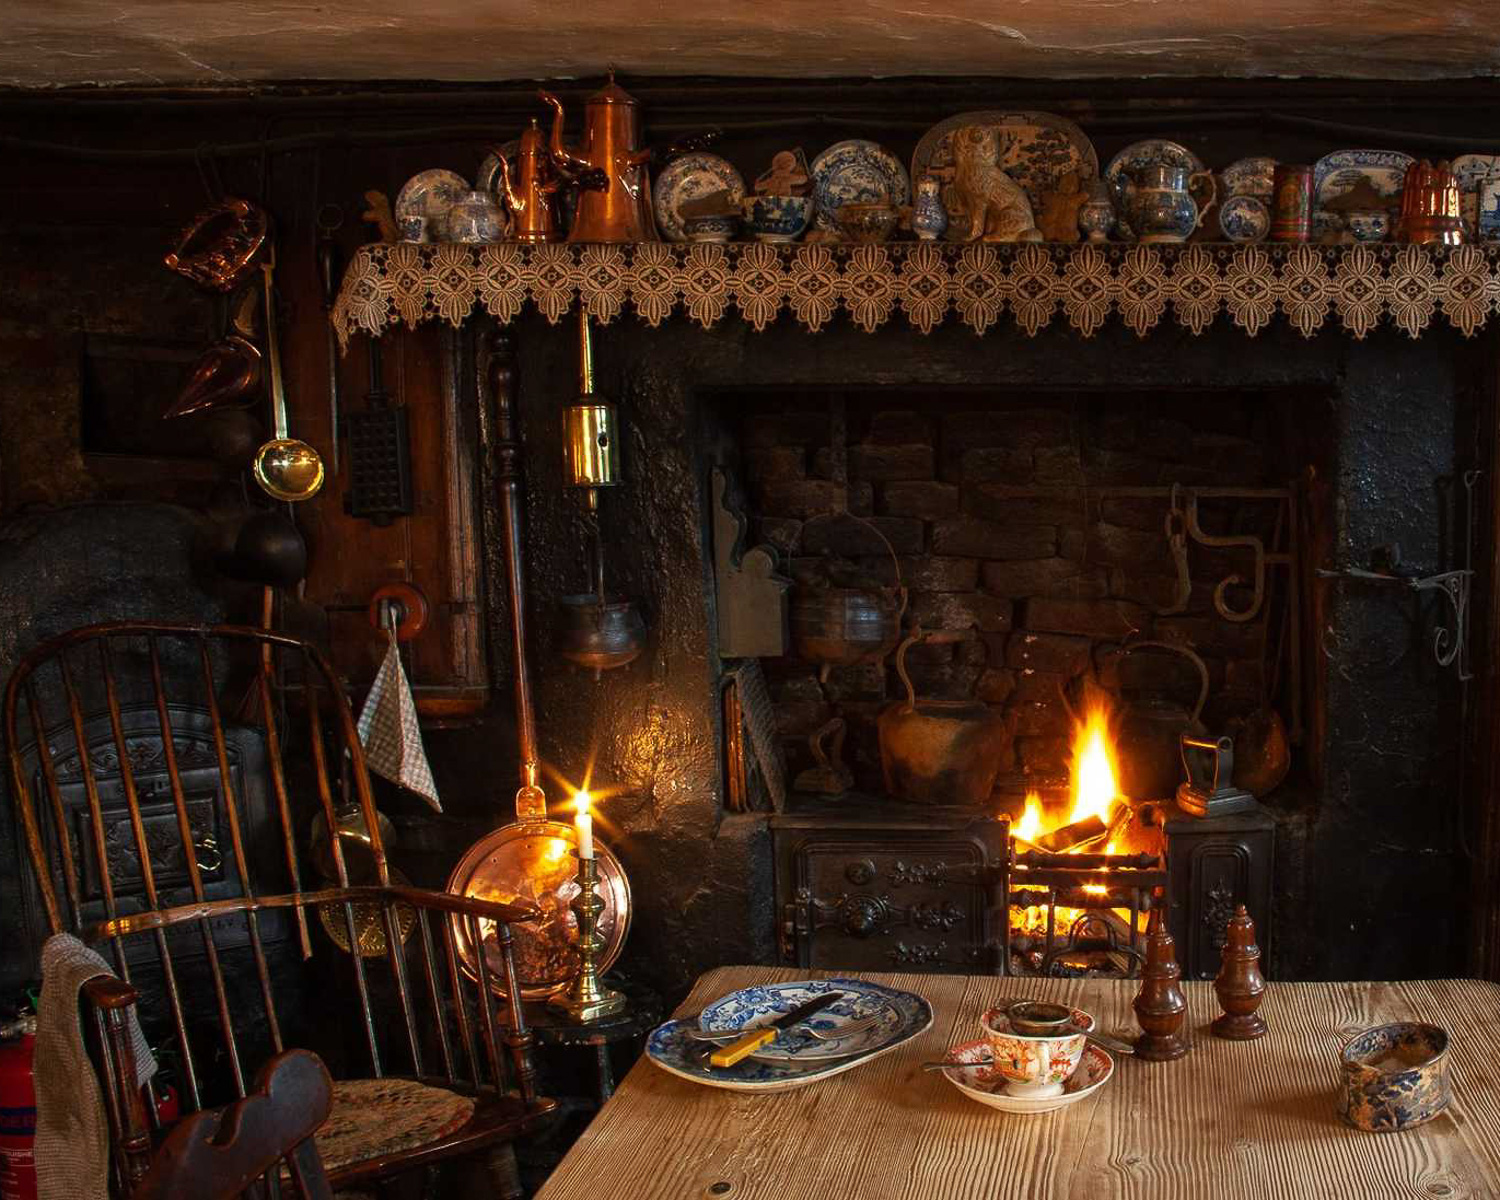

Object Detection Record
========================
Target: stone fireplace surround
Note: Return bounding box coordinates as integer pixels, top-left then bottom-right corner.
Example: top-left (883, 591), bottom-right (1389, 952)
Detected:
top-left (505, 310), bottom-right (1478, 993)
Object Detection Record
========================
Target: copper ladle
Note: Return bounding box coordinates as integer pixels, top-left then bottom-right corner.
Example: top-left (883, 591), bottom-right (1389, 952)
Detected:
top-left (252, 259), bottom-right (325, 502)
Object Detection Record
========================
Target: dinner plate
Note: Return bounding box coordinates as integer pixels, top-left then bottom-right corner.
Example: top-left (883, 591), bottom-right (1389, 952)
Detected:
top-left (653, 152), bottom-right (746, 243)
top-left (1220, 156), bottom-right (1277, 202)
top-left (1312, 149), bottom-right (1414, 208)
top-left (698, 978), bottom-right (901, 1063)
top-left (646, 978), bottom-right (931, 1093)
top-left (941, 1038), bottom-right (1114, 1114)
top-left (910, 110), bottom-right (1097, 219)
top-left (809, 140), bottom-right (910, 232)
top-left (394, 169), bottom-right (471, 226)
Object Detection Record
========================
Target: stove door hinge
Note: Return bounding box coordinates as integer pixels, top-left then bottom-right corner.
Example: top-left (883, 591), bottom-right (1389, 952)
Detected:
top-left (780, 888), bottom-right (812, 963)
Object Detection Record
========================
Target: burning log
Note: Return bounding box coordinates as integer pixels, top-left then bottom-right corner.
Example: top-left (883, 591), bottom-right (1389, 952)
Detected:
top-left (1031, 814), bottom-right (1109, 853)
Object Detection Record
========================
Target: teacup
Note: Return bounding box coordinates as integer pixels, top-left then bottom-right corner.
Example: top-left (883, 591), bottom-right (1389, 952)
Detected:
top-left (980, 1005), bottom-right (1093, 1098)
top-left (1338, 1021), bottom-right (1450, 1132)
top-left (743, 194), bottom-right (814, 243)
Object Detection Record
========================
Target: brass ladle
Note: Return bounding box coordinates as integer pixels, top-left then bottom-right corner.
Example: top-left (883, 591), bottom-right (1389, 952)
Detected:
top-left (252, 258), bottom-right (325, 502)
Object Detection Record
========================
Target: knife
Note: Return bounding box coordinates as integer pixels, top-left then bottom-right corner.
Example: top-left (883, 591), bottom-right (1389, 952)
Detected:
top-left (708, 991), bottom-right (844, 1068)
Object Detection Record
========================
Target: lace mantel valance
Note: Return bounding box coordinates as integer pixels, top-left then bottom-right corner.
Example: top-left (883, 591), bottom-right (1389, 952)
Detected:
top-left (331, 240), bottom-right (1500, 347)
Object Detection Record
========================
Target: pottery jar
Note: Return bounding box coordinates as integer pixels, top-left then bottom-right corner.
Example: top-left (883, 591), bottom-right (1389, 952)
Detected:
top-left (445, 189), bottom-right (506, 243)
top-left (910, 175), bottom-right (949, 241)
top-left (1338, 1022), bottom-right (1450, 1131)
top-left (1123, 165), bottom-right (1214, 244)
top-left (1078, 177), bottom-right (1116, 243)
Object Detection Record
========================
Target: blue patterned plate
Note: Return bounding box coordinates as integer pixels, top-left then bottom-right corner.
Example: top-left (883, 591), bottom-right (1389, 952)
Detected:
top-left (810, 140), bottom-right (911, 232)
top-left (646, 978), bottom-right (931, 1093)
top-left (653, 152), bottom-right (746, 243)
top-left (699, 978), bottom-right (901, 1063)
top-left (1313, 149), bottom-right (1414, 208)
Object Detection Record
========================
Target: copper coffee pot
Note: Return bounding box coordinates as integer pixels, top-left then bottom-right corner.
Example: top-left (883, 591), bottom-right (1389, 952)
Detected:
top-left (539, 72), bottom-right (657, 243)
top-left (494, 119), bottom-right (564, 244)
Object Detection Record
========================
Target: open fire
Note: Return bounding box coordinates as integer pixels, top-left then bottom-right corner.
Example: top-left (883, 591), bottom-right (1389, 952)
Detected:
top-left (1006, 696), bottom-right (1163, 976)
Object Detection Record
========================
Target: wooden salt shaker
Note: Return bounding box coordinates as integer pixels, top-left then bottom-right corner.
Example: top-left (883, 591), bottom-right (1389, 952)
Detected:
top-left (1212, 904), bottom-right (1268, 1040)
top-left (1134, 922), bottom-right (1189, 1061)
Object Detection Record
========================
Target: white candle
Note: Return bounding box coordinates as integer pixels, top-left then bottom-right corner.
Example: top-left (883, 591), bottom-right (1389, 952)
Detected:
top-left (574, 791), bottom-right (594, 859)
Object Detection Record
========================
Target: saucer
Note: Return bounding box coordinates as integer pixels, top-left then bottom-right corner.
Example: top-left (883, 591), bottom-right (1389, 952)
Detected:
top-left (941, 1039), bottom-right (1114, 1114)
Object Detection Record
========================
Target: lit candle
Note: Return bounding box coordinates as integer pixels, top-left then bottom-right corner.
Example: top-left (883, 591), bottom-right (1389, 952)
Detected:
top-left (573, 790), bottom-right (594, 859)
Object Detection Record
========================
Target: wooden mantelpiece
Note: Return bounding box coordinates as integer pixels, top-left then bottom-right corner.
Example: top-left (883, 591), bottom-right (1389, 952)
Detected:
top-left (334, 240), bottom-right (1500, 345)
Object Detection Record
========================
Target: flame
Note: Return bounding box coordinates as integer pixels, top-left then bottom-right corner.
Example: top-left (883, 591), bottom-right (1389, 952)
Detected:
top-left (1067, 702), bottom-right (1120, 826)
top-left (573, 789), bottom-right (592, 817)
top-left (1013, 792), bottom-right (1045, 844)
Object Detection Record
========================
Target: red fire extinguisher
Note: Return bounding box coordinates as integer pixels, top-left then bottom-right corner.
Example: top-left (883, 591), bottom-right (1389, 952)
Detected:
top-left (0, 1016), bottom-right (37, 1200)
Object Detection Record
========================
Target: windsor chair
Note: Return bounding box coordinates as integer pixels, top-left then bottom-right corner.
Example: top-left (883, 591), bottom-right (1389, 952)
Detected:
top-left (132, 1048), bottom-right (333, 1200)
top-left (6, 622), bottom-right (554, 1197)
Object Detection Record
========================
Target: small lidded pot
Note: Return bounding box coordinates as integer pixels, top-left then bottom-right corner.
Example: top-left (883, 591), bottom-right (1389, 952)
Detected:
top-left (1338, 1022), bottom-right (1450, 1132)
top-left (445, 189), bottom-right (506, 243)
top-left (980, 1003), bottom-right (1093, 1098)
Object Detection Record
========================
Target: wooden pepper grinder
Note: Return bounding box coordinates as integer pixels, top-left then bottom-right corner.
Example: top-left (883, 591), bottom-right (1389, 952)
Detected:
top-left (1212, 904), bottom-right (1268, 1040)
top-left (1134, 920), bottom-right (1189, 1061)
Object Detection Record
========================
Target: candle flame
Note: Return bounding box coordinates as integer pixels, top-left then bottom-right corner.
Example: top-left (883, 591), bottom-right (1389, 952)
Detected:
top-left (573, 789), bottom-right (592, 817)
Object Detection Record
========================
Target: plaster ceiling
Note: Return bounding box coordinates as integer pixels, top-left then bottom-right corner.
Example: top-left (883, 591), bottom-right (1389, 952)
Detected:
top-left (3, 1), bottom-right (1499, 89)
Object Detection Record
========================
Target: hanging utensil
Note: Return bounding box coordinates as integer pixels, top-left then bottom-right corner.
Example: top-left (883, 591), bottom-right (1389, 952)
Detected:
top-left (165, 285), bottom-right (263, 420)
top-left (343, 337), bottom-right (413, 524)
top-left (1155, 483), bottom-right (1192, 616)
top-left (252, 257), bottom-right (326, 502)
top-left (316, 204), bottom-right (343, 475)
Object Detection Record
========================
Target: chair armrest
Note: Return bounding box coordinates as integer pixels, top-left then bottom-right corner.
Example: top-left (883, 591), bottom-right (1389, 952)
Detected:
top-left (380, 885), bottom-right (542, 926)
top-left (82, 974), bottom-right (139, 1011)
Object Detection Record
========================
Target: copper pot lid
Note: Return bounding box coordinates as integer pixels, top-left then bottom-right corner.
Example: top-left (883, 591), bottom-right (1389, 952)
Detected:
top-left (445, 820), bottom-right (632, 1000)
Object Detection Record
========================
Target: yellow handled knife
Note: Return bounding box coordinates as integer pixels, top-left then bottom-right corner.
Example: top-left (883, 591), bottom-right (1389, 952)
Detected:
top-left (709, 991), bottom-right (844, 1068)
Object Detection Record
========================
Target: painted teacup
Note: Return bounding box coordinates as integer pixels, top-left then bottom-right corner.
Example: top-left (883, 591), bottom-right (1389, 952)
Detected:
top-left (980, 1005), bottom-right (1093, 1098)
top-left (743, 194), bottom-right (814, 243)
top-left (1338, 1021), bottom-right (1450, 1132)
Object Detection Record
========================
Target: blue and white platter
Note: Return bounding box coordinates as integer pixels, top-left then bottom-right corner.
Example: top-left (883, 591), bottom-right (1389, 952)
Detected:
top-left (653, 152), bottom-right (746, 244)
top-left (1312, 149), bottom-right (1414, 207)
top-left (810, 140), bottom-right (910, 232)
top-left (1451, 154), bottom-right (1500, 237)
top-left (646, 977), bottom-right (932, 1093)
top-left (1220, 156), bottom-right (1277, 202)
top-left (699, 978), bottom-right (900, 1063)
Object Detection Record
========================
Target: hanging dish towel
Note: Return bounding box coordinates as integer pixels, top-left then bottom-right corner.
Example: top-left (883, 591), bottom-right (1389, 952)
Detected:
top-left (35, 933), bottom-right (156, 1200)
top-left (357, 626), bottom-right (441, 811)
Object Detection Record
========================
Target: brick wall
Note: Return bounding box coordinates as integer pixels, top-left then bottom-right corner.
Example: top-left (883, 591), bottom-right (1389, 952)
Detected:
top-left (743, 389), bottom-right (1302, 805)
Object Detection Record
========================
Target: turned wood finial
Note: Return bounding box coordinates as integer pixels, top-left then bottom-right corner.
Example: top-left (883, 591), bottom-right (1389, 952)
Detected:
top-left (1212, 904), bottom-right (1268, 1040)
top-left (1134, 922), bottom-right (1189, 1061)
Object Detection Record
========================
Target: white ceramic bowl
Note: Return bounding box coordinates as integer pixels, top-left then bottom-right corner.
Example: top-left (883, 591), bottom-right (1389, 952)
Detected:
top-left (943, 1038), bottom-right (1114, 1114)
top-left (979, 1005), bottom-right (1093, 1098)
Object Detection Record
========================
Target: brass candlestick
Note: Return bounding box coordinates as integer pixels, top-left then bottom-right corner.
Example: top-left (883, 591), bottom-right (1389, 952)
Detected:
top-left (550, 853), bottom-right (626, 1022)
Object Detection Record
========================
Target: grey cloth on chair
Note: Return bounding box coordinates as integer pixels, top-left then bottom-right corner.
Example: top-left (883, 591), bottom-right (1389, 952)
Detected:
top-left (35, 933), bottom-right (157, 1200)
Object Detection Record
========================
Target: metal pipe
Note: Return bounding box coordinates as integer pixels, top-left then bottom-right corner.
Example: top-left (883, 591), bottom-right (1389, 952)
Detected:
top-left (482, 324), bottom-right (546, 818)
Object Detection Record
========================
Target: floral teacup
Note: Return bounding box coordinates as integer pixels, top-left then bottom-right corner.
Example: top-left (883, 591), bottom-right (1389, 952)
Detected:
top-left (979, 1005), bottom-right (1093, 1098)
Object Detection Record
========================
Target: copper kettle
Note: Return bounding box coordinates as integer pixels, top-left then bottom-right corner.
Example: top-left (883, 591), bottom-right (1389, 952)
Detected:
top-left (494, 119), bottom-right (563, 245)
top-left (539, 72), bottom-right (657, 243)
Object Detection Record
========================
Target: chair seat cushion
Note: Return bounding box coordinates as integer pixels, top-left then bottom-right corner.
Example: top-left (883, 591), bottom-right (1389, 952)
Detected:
top-left (314, 1078), bottom-right (476, 1172)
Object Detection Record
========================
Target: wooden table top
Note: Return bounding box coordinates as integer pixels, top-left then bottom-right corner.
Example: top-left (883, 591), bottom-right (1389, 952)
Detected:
top-left (535, 966), bottom-right (1500, 1200)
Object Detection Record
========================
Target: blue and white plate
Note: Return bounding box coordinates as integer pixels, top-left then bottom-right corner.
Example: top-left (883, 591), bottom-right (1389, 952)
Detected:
top-left (699, 978), bottom-right (899, 1063)
top-left (1451, 154), bottom-right (1500, 236)
top-left (1217, 194), bottom-right (1270, 244)
top-left (394, 169), bottom-right (471, 226)
top-left (1220, 156), bottom-right (1277, 202)
top-left (810, 140), bottom-right (910, 232)
top-left (1313, 149), bottom-right (1414, 209)
top-left (646, 978), bottom-right (932, 1093)
top-left (653, 153), bottom-right (746, 244)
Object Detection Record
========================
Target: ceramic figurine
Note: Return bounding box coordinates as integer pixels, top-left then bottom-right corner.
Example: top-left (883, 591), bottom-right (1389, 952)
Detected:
top-left (1078, 177), bottom-right (1115, 243)
top-left (1035, 170), bottom-right (1086, 243)
top-left (909, 174), bottom-right (949, 241)
top-left (1133, 921), bottom-right (1189, 1061)
top-left (1121, 164), bottom-right (1215, 244)
top-left (1397, 160), bottom-right (1465, 245)
top-left (951, 126), bottom-right (1042, 243)
top-left (1212, 905), bottom-right (1268, 1040)
top-left (1270, 164), bottom-right (1315, 242)
top-left (361, 190), bottom-right (398, 243)
top-left (445, 189), bottom-right (507, 243)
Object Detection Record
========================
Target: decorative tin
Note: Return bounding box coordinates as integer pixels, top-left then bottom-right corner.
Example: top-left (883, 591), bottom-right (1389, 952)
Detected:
top-left (1270, 164), bottom-right (1315, 242)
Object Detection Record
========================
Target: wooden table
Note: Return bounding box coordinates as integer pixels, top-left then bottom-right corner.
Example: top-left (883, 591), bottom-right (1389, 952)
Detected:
top-left (536, 966), bottom-right (1500, 1200)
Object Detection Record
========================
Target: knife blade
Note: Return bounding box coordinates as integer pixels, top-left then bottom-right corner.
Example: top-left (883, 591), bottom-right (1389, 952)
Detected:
top-left (708, 991), bottom-right (844, 1068)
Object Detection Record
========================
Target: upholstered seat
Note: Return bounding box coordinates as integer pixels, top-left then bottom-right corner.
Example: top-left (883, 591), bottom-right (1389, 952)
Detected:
top-left (315, 1079), bottom-right (476, 1174)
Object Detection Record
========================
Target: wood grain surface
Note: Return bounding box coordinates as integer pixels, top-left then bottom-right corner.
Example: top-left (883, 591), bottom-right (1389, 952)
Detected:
top-left (536, 966), bottom-right (1500, 1200)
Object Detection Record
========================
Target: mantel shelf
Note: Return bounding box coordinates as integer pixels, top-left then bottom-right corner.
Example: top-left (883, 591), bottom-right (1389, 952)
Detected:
top-left (332, 240), bottom-right (1500, 346)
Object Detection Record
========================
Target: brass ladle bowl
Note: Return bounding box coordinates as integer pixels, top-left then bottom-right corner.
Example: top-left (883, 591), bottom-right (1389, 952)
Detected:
top-left (252, 260), bottom-right (325, 502)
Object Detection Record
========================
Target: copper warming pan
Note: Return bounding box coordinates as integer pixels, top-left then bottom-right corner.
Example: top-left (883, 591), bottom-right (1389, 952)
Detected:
top-left (446, 820), bottom-right (632, 1000)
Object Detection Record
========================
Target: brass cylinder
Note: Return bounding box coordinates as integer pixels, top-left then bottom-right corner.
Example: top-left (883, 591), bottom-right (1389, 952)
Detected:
top-left (563, 402), bottom-right (619, 490)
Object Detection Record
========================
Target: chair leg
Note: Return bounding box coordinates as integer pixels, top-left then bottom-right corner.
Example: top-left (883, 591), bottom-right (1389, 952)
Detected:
top-left (419, 1165), bottom-right (444, 1200)
top-left (487, 1143), bottom-right (524, 1200)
